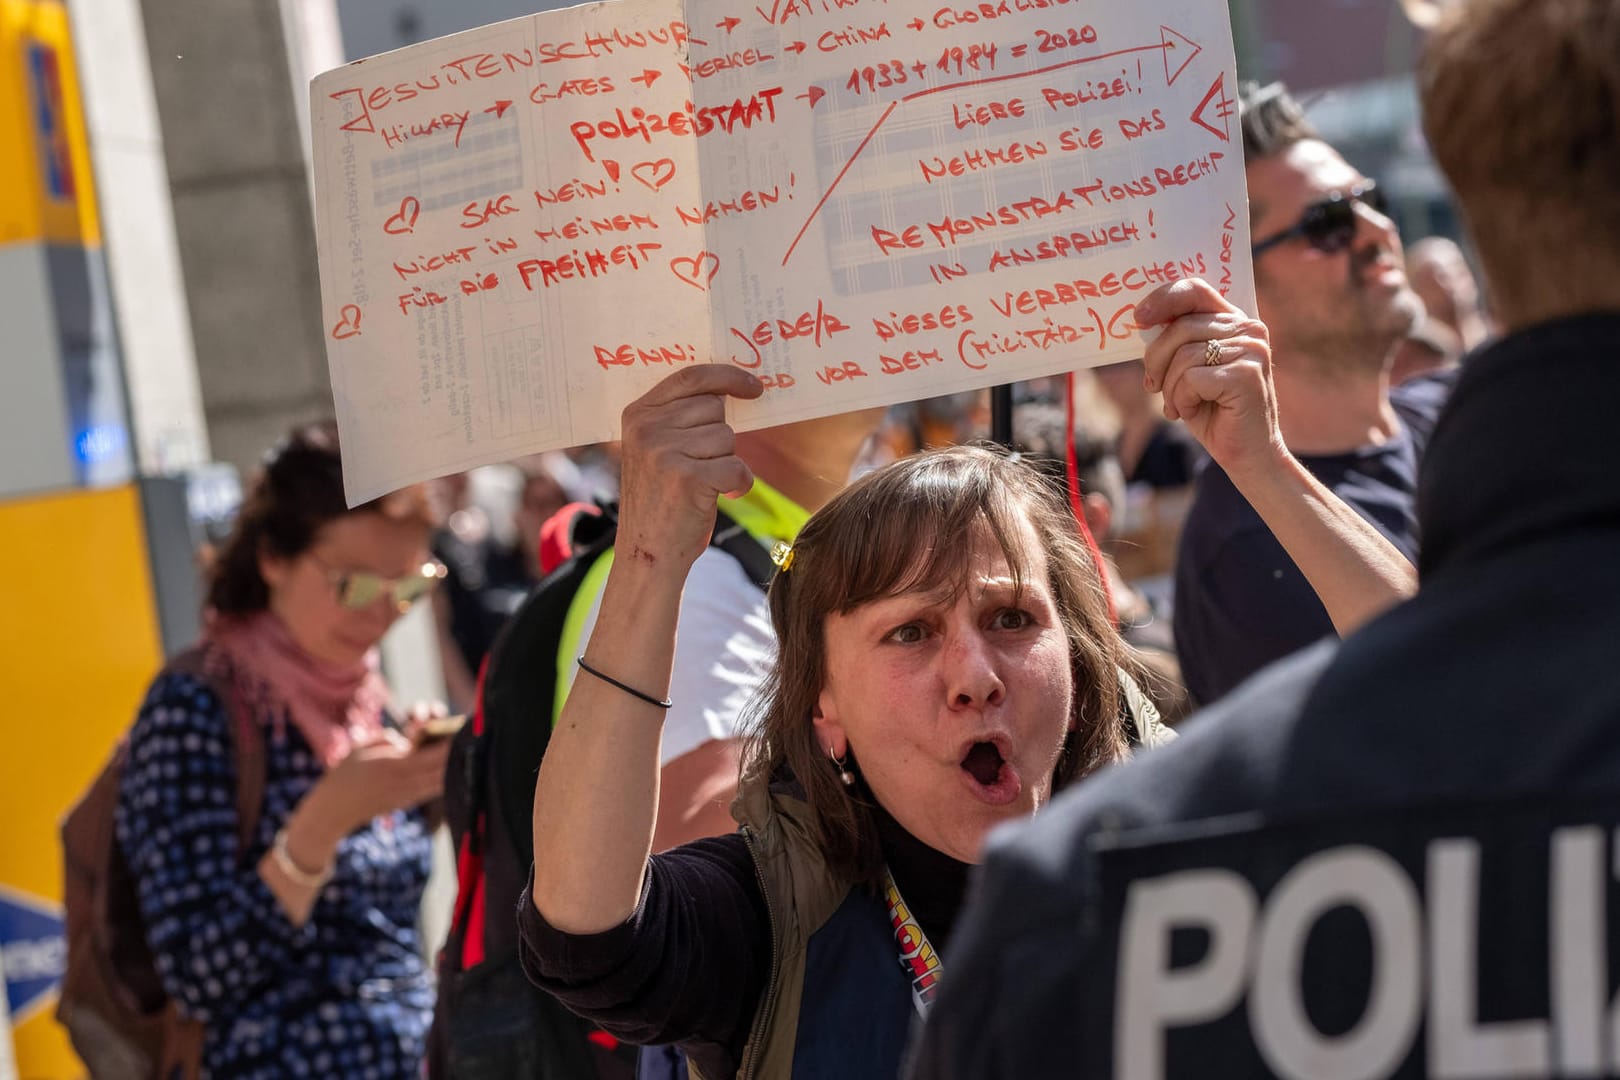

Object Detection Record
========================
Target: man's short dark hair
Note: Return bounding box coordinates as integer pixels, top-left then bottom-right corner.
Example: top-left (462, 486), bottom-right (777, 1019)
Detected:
top-left (1239, 80), bottom-right (1321, 162)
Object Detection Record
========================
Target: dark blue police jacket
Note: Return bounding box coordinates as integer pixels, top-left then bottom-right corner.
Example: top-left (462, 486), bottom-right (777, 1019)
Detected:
top-left (907, 313), bottom-right (1620, 1079)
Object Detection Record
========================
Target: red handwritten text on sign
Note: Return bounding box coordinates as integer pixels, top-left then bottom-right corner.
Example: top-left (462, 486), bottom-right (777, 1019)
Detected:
top-left (311, 0), bottom-right (1254, 505)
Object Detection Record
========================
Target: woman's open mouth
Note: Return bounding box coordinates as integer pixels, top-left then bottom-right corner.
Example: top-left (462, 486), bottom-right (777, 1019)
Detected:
top-left (959, 739), bottom-right (1021, 806)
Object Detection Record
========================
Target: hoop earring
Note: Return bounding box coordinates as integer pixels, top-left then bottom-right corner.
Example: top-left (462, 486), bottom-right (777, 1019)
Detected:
top-left (829, 747), bottom-right (855, 787)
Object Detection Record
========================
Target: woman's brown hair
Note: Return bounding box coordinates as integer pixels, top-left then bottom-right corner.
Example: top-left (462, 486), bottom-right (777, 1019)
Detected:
top-left (737, 445), bottom-right (1131, 883)
top-left (207, 420), bottom-right (434, 614)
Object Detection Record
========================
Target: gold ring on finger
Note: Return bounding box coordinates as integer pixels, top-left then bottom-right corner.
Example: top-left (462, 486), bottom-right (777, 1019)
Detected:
top-left (1204, 339), bottom-right (1223, 366)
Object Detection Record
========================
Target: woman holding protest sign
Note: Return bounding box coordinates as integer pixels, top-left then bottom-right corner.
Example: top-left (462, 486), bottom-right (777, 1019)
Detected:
top-left (517, 279), bottom-right (1415, 1077)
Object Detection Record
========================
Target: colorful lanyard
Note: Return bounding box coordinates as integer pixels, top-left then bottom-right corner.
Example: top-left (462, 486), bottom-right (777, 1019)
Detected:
top-left (882, 867), bottom-right (943, 1018)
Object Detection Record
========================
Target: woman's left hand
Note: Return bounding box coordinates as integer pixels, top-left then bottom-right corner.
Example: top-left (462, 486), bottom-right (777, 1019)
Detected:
top-left (1134, 278), bottom-right (1285, 481)
top-left (1135, 277), bottom-right (1418, 636)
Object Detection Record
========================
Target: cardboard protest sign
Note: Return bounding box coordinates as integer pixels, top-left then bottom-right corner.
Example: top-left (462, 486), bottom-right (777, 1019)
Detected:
top-left (312, 0), bottom-right (1253, 503)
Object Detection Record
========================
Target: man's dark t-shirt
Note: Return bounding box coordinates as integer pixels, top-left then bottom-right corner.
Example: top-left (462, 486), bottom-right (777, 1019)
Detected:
top-left (1172, 372), bottom-right (1452, 705)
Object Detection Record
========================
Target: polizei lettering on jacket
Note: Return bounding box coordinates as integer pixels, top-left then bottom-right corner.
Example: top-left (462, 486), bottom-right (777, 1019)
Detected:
top-left (1106, 816), bottom-right (1620, 1078)
top-left (570, 90), bottom-right (784, 162)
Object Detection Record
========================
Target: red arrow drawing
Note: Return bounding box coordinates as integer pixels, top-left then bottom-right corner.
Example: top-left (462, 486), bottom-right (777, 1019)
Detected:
top-left (717, 15), bottom-right (740, 32)
top-left (781, 28), bottom-right (1213, 267)
top-left (631, 69), bottom-right (662, 87)
top-left (484, 100), bottom-right (513, 120)
top-left (906, 18), bottom-right (925, 30)
top-left (784, 40), bottom-right (807, 54)
top-left (797, 86), bottom-right (826, 108)
top-left (1160, 25), bottom-right (1202, 87)
top-left (1190, 72), bottom-right (1236, 142)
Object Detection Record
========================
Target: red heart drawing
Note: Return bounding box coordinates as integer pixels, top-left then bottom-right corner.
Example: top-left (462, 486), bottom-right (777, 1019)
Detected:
top-left (670, 252), bottom-right (720, 291)
top-left (331, 304), bottom-right (363, 340)
top-left (383, 196), bottom-right (421, 236)
top-left (632, 159), bottom-right (677, 192)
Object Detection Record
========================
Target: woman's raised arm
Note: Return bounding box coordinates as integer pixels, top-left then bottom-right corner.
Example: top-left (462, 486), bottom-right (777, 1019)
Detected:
top-left (529, 364), bottom-right (762, 934)
top-left (1135, 278), bottom-right (1418, 635)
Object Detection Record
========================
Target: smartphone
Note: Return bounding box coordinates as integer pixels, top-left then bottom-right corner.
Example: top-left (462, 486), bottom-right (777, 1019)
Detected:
top-left (412, 714), bottom-right (467, 747)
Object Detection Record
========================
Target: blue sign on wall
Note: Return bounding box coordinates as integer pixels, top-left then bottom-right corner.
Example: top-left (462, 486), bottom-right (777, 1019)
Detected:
top-left (0, 886), bottom-right (66, 1022)
top-left (26, 40), bottom-right (76, 202)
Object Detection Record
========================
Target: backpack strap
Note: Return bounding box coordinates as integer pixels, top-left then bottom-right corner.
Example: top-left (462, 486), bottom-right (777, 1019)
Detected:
top-left (484, 506), bottom-right (623, 870)
top-left (444, 658), bottom-right (491, 971)
top-left (710, 509), bottom-right (777, 590)
top-left (167, 644), bottom-right (269, 860)
top-left (227, 692), bottom-right (268, 857)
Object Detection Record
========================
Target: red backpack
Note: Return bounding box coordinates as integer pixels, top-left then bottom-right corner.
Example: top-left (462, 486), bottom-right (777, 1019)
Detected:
top-left (56, 647), bottom-right (264, 1080)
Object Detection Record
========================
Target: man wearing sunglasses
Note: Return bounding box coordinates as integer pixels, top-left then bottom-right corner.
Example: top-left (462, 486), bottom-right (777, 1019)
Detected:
top-left (1171, 81), bottom-right (1452, 706)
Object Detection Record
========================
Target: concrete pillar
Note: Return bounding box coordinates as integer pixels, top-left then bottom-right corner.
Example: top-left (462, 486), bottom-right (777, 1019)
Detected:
top-left (277, 0), bottom-right (345, 188)
top-left (134, 0), bottom-right (335, 476)
top-left (68, 0), bottom-right (210, 474)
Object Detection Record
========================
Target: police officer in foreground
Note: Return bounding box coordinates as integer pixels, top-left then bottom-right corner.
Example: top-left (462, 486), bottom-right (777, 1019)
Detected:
top-left (909, 0), bottom-right (1620, 1075)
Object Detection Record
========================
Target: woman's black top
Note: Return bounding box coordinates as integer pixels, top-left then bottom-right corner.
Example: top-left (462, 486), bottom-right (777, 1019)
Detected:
top-left (516, 804), bottom-right (968, 1077)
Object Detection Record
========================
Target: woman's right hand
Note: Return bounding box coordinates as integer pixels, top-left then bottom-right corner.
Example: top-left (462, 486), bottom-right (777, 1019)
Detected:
top-left (613, 364), bottom-right (764, 574)
top-left (285, 731), bottom-right (449, 862)
top-left (531, 364), bottom-right (760, 934)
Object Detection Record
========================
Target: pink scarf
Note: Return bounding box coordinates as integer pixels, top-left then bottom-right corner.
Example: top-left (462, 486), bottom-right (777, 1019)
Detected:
top-left (203, 611), bottom-right (390, 767)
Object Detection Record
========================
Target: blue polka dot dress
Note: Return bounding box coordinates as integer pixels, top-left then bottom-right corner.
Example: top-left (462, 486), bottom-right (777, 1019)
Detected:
top-left (115, 671), bottom-right (435, 1079)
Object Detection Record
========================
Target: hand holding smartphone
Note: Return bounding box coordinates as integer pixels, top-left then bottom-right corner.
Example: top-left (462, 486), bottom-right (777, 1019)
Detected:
top-left (411, 713), bottom-right (467, 747)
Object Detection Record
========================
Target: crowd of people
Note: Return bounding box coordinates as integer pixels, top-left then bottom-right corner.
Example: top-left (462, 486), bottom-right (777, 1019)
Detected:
top-left (88, 0), bottom-right (1620, 1076)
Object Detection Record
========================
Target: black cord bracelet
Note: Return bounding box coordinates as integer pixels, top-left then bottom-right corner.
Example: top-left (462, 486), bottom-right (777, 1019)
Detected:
top-left (575, 656), bottom-right (673, 709)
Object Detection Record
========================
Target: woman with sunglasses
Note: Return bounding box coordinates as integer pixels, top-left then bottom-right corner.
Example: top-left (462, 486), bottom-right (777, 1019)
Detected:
top-left (115, 420), bottom-right (452, 1079)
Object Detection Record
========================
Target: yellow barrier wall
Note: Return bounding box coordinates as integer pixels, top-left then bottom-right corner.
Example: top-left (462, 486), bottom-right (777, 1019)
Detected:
top-left (0, 485), bottom-right (164, 1078)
